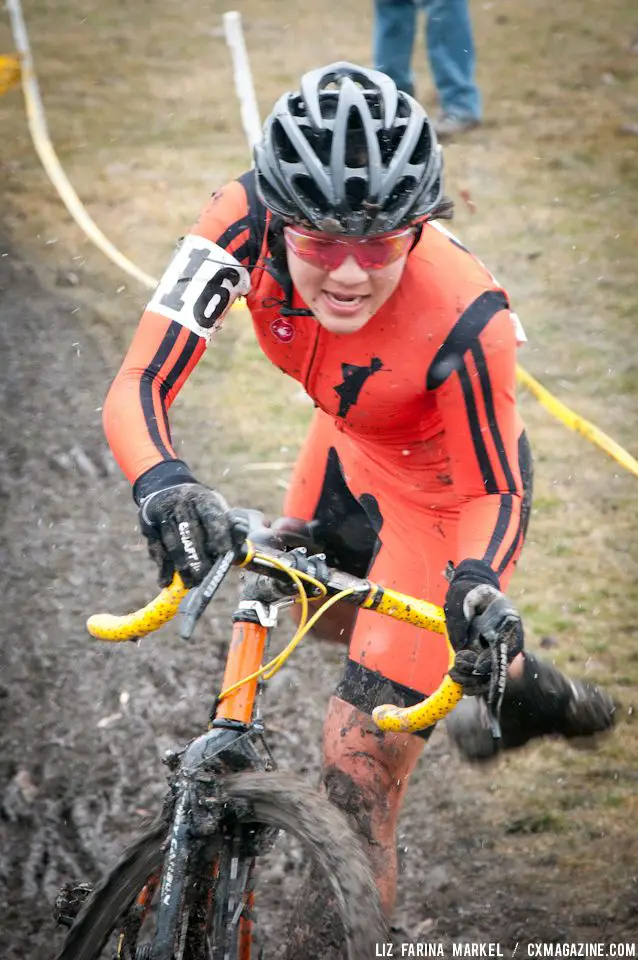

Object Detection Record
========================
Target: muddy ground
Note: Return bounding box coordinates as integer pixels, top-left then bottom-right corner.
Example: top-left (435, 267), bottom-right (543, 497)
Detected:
top-left (0, 242), bottom-right (636, 957)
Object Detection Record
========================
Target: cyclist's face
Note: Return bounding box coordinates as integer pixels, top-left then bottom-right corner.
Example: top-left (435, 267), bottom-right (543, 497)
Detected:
top-left (285, 229), bottom-right (412, 334)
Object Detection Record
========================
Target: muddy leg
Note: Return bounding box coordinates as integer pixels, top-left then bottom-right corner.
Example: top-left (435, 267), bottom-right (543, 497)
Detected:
top-left (283, 696), bottom-right (421, 959)
top-left (322, 695), bottom-right (424, 915)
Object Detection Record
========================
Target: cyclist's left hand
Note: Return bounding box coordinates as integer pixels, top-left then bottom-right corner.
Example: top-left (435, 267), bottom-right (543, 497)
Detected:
top-left (445, 559), bottom-right (523, 695)
top-left (448, 648), bottom-right (494, 696)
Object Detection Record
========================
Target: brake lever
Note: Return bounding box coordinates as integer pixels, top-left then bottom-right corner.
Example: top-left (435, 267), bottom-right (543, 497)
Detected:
top-left (179, 549), bottom-right (236, 641)
top-left (485, 638), bottom-right (508, 741)
top-left (468, 597), bottom-right (521, 741)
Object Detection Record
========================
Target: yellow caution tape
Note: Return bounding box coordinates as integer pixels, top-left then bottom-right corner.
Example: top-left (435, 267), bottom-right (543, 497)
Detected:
top-left (517, 365), bottom-right (638, 479)
top-left (0, 54), bottom-right (21, 95)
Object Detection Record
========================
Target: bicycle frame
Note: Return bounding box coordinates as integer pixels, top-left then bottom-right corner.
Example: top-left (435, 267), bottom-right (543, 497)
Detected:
top-left (73, 520), bottom-right (520, 959)
top-left (86, 531), bottom-right (466, 959)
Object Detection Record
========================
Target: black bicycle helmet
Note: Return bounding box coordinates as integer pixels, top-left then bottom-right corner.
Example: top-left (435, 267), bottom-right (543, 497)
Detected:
top-left (254, 61), bottom-right (444, 236)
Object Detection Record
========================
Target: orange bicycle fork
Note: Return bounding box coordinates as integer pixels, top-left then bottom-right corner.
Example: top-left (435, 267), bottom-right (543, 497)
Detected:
top-left (208, 601), bottom-right (278, 960)
top-left (214, 613), bottom-right (271, 724)
top-left (136, 601), bottom-right (277, 960)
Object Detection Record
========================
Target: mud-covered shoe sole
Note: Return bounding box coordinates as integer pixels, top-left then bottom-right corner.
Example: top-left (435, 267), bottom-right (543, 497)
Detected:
top-left (444, 698), bottom-right (501, 763)
top-left (562, 680), bottom-right (617, 739)
top-left (445, 664), bottom-right (618, 763)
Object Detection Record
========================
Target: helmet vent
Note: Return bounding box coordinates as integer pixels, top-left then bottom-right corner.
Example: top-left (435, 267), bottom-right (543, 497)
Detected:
top-left (344, 111), bottom-right (369, 169)
top-left (293, 175), bottom-right (329, 214)
top-left (410, 125), bottom-right (433, 165)
top-left (361, 92), bottom-right (384, 121)
top-left (345, 176), bottom-right (368, 211)
top-left (318, 94), bottom-right (339, 121)
top-left (272, 119), bottom-right (300, 164)
top-left (384, 124), bottom-right (407, 160)
top-left (290, 97), bottom-right (307, 118)
top-left (307, 127), bottom-right (333, 166)
top-left (389, 176), bottom-right (417, 207)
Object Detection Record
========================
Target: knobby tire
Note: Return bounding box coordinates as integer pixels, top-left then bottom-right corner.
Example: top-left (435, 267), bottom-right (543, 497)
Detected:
top-left (54, 772), bottom-right (387, 960)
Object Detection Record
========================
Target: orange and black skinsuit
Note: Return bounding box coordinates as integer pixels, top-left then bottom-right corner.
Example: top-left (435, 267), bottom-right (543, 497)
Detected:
top-left (104, 169), bottom-right (532, 910)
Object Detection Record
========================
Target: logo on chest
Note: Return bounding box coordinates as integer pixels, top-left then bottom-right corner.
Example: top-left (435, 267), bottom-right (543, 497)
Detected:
top-left (270, 317), bottom-right (296, 343)
top-left (333, 357), bottom-right (385, 418)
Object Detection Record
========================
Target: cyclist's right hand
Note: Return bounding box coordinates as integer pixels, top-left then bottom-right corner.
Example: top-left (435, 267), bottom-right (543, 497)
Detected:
top-left (139, 483), bottom-right (233, 588)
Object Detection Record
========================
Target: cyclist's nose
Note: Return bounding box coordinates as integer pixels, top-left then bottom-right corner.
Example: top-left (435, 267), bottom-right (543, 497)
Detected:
top-left (327, 254), bottom-right (370, 285)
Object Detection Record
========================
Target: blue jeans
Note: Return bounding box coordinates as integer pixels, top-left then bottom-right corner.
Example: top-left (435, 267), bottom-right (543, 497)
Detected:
top-left (373, 0), bottom-right (481, 120)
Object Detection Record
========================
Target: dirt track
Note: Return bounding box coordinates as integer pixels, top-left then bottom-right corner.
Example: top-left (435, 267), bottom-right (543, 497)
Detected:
top-left (1, 236), bottom-right (636, 957)
top-left (0, 240), bottom-right (239, 958)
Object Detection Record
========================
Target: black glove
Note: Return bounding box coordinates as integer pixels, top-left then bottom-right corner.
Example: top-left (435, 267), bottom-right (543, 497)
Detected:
top-left (448, 648), bottom-right (494, 696)
top-left (445, 559), bottom-right (524, 696)
top-left (139, 482), bottom-right (233, 588)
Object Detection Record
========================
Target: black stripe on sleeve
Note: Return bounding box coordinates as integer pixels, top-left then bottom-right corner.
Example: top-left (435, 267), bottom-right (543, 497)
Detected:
top-left (157, 329), bottom-right (200, 443)
top-left (447, 236), bottom-right (471, 254)
top-left (215, 217), bottom-right (254, 257)
top-left (230, 237), bottom-right (256, 267)
top-left (482, 494), bottom-right (513, 566)
top-left (496, 513), bottom-right (524, 576)
top-left (470, 341), bottom-right (518, 492)
top-left (496, 431), bottom-right (532, 575)
top-left (238, 169), bottom-right (267, 246)
top-left (159, 330), bottom-right (200, 406)
top-left (458, 360), bottom-right (499, 494)
top-left (426, 290), bottom-right (509, 390)
top-left (215, 169), bottom-right (267, 266)
top-left (140, 322), bottom-right (196, 460)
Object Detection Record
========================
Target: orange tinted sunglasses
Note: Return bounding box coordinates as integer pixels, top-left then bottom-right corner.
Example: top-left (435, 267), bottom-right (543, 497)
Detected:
top-left (283, 225), bottom-right (415, 271)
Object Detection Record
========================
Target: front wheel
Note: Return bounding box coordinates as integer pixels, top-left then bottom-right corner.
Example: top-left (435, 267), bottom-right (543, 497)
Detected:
top-left (54, 772), bottom-right (387, 960)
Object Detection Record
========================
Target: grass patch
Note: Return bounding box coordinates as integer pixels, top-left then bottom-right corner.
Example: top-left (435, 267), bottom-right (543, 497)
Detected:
top-left (505, 812), bottom-right (565, 835)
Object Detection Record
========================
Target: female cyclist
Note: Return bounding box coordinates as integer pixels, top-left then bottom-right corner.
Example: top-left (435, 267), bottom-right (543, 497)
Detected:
top-left (103, 62), bottom-right (615, 919)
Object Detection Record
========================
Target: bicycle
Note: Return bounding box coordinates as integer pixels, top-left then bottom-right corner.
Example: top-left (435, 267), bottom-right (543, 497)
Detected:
top-left (53, 509), bottom-right (512, 960)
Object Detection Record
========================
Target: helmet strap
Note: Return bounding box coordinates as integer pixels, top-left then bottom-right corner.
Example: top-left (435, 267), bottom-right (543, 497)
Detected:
top-left (408, 223), bottom-right (423, 254)
top-left (263, 215), bottom-right (316, 318)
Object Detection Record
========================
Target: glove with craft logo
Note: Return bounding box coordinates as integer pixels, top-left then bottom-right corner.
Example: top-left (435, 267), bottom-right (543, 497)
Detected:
top-left (139, 482), bottom-right (233, 588)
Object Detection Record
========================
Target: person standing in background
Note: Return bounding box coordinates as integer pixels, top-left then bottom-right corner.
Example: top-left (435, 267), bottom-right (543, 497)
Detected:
top-left (373, 0), bottom-right (482, 138)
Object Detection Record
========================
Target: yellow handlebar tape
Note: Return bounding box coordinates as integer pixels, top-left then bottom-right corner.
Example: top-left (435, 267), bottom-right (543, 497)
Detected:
top-left (363, 586), bottom-right (463, 732)
top-left (362, 586), bottom-right (447, 633)
top-left (372, 675), bottom-right (463, 733)
top-left (86, 573), bottom-right (188, 642)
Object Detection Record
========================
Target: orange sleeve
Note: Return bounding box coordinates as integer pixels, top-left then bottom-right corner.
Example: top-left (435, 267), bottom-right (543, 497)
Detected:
top-left (103, 175), bottom-right (257, 496)
top-left (428, 290), bottom-right (524, 585)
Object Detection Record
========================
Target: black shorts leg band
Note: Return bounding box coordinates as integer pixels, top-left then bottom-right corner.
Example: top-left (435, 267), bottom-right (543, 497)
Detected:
top-left (335, 658), bottom-right (436, 741)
